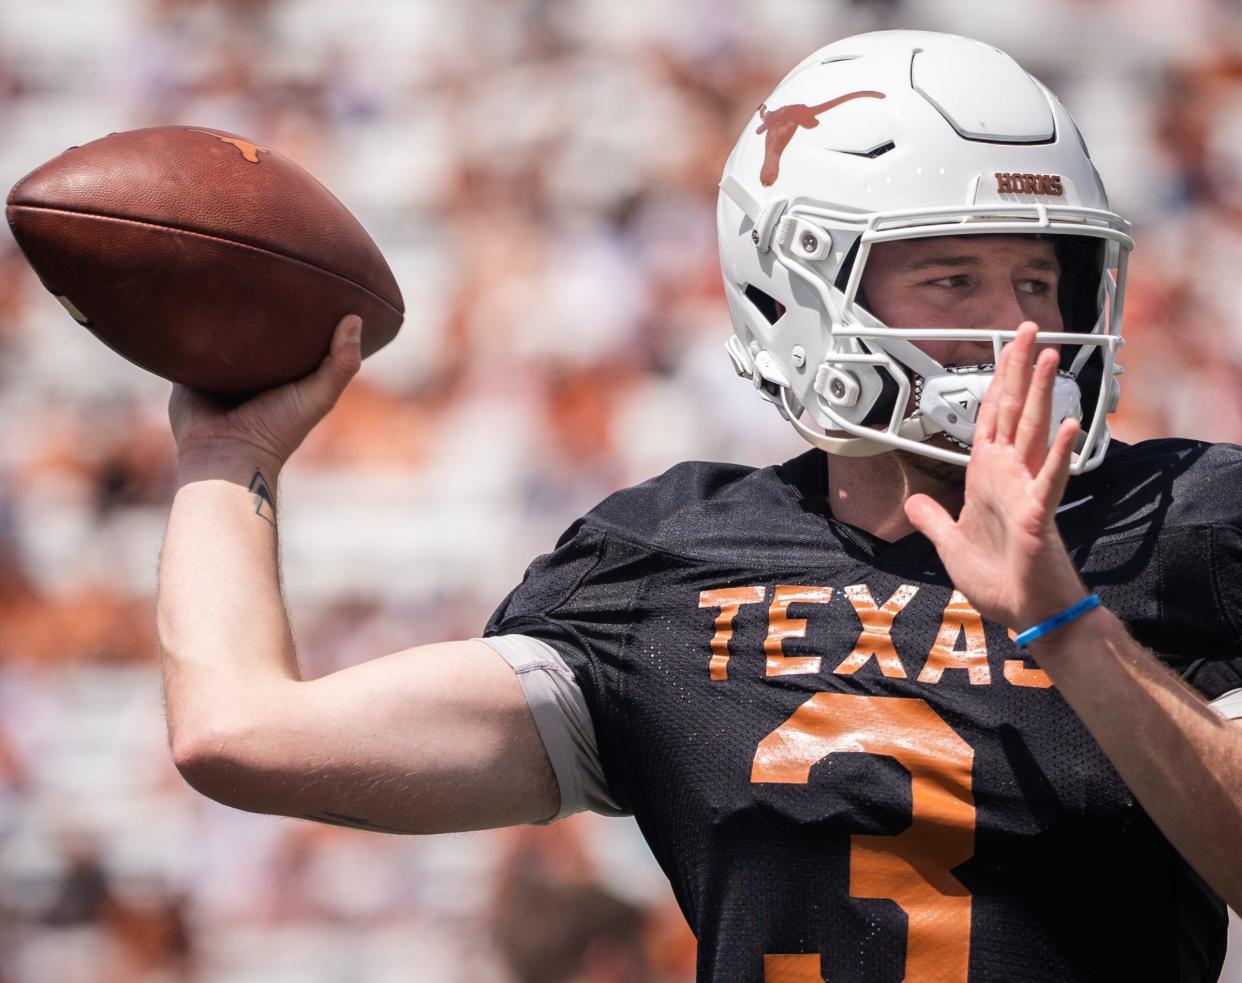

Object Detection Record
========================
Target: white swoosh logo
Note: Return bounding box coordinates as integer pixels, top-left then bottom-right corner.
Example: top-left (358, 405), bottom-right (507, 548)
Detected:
top-left (1056, 495), bottom-right (1094, 515)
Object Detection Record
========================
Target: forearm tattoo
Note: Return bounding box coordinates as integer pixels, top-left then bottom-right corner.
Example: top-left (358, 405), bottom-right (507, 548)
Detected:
top-left (248, 469), bottom-right (276, 526)
top-left (308, 811), bottom-right (411, 835)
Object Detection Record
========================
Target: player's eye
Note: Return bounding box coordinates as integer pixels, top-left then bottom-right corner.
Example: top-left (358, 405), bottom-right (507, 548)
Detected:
top-left (927, 274), bottom-right (969, 288)
top-left (1016, 278), bottom-right (1055, 295)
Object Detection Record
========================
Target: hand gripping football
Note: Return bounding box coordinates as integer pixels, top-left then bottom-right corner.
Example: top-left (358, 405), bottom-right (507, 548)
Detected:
top-left (5, 126), bottom-right (404, 395)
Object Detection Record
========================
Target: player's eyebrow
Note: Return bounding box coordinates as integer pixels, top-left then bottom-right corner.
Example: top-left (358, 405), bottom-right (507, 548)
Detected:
top-left (899, 254), bottom-right (1060, 273)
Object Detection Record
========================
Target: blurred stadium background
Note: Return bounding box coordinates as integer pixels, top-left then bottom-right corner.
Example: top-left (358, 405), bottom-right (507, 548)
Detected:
top-left (1, 0), bottom-right (1241, 980)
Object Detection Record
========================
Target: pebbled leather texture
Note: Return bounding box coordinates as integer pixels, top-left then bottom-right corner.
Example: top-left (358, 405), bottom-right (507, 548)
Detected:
top-left (5, 125), bottom-right (404, 393)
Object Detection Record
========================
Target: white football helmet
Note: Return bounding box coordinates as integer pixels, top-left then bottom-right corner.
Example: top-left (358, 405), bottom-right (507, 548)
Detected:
top-left (717, 30), bottom-right (1133, 473)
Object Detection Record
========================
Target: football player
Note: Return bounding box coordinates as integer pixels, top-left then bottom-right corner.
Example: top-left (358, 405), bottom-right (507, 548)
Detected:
top-left (158, 31), bottom-right (1242, 982)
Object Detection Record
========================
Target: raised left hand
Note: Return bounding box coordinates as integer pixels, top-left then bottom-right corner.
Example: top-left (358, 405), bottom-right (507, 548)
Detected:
top-left (903, 322), bottom-right (1089, 632)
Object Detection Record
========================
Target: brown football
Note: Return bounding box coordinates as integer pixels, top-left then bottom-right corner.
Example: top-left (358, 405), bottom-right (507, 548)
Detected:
top-left (5, 126), bottom-right (404, 395)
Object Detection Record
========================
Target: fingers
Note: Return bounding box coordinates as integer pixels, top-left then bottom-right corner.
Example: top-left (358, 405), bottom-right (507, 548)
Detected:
top-left (993, 322), bottom-right (1037, 444)
top-left (974, 341), bottom-right (1007, 444)
top-left (1013, 347), bottom-right (1060, 470)
top-left (329, 314), bottom-right (364, 375)
top-left (1033, 416), bottom-right (1079, 510)
top-left (295, 315), bottom-right (364, 412)
top-left (904, 493), bottom-right (959, 550)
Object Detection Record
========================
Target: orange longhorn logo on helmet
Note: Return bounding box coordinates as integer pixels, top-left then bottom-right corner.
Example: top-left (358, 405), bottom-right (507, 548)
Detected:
top-left (188, 129), bottom-right (270, 164)
top-left (995, 172), bottom-right (1064, 196)
top-left (755, 91), bottom-right (886, 187)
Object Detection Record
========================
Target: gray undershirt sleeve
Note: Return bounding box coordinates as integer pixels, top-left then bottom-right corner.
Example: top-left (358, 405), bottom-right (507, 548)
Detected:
top-left (1209, 688), bottom-right (1242, 720)
top-left (478, 634), bottom-right (627, 823)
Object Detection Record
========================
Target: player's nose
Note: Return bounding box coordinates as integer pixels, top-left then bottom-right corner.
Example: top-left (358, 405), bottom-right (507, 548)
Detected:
top-left (978, 284), bottom-right (1031, 333)
top-left (955, 285), bottom-right (1039, 364)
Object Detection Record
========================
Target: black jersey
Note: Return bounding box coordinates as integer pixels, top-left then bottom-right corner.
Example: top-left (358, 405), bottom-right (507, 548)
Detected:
top-left (485, 438), bottom-right (1242, 983)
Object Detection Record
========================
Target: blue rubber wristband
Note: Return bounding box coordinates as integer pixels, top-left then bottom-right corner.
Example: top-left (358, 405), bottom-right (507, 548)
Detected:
top-left (1013, 594), bottom-right (1103, 650)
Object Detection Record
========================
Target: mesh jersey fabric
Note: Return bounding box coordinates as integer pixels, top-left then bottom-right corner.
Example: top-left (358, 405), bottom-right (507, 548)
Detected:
top-left (484, 438), bottom-right (1242, 983)
top-left (482, 633), bottom-right (1242, 824)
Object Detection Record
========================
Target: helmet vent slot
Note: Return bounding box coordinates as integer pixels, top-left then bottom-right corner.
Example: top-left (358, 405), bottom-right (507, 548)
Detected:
top-left (836, 140), bottom-right (896, 159)
top-left (744, 284), bottom-right (786, 325)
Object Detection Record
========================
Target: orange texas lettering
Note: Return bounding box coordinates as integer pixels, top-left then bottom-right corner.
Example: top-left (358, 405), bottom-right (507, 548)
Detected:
top-left (188, 129), bottom-right (271, 164)
top-left (755, 91), bottom-right (886, 186)
top-left (697, 582), bottom-right (1052, 689)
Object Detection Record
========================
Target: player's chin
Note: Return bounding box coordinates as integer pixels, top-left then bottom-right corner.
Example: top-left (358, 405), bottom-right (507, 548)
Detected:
top-left (895, 435), bottom-right (971, 483)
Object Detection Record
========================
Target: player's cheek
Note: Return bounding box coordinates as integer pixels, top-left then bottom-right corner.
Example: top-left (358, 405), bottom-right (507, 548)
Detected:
top-left (907, 338), bottom-right (960, 366)
top-left (1033, 291), bottom-right (1065, 334)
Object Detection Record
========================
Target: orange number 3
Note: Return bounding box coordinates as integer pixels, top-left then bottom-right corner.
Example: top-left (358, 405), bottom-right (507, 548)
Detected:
top-left (752, 694), bottom-right (975, 982)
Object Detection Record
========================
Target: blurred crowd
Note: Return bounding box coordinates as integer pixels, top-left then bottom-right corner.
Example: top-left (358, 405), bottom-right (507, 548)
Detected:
top-left (3, 0), bottom-right (1242, 980)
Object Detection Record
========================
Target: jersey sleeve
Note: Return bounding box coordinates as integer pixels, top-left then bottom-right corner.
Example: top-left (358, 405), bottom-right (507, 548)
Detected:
top-left (1165, 444), bottom-right (1242, 703)
top-left (1187, 522), bottom-right (1242, 704)
top-left (1104, 441), bottom-right (1242, 704)
top-left (484, 518), bottom-right (658, 815)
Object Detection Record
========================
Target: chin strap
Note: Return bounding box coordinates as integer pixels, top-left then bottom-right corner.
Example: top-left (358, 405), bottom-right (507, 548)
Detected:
top-left (780, 387), bottom-right (932, 456)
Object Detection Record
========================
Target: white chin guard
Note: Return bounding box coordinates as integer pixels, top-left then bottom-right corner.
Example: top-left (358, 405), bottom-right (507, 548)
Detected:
top-left (916, 366), bottom-right (1083, 448)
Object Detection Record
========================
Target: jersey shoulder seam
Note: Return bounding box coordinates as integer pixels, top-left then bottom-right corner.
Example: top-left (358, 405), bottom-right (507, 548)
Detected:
top-left (603, 528), bottom-right (666, 831)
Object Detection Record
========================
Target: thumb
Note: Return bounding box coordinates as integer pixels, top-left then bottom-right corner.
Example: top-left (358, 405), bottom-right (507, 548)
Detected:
top-left (298, 315), bottom-right (363, 410)
top-left (904, 492), bottom-right (958, 549)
